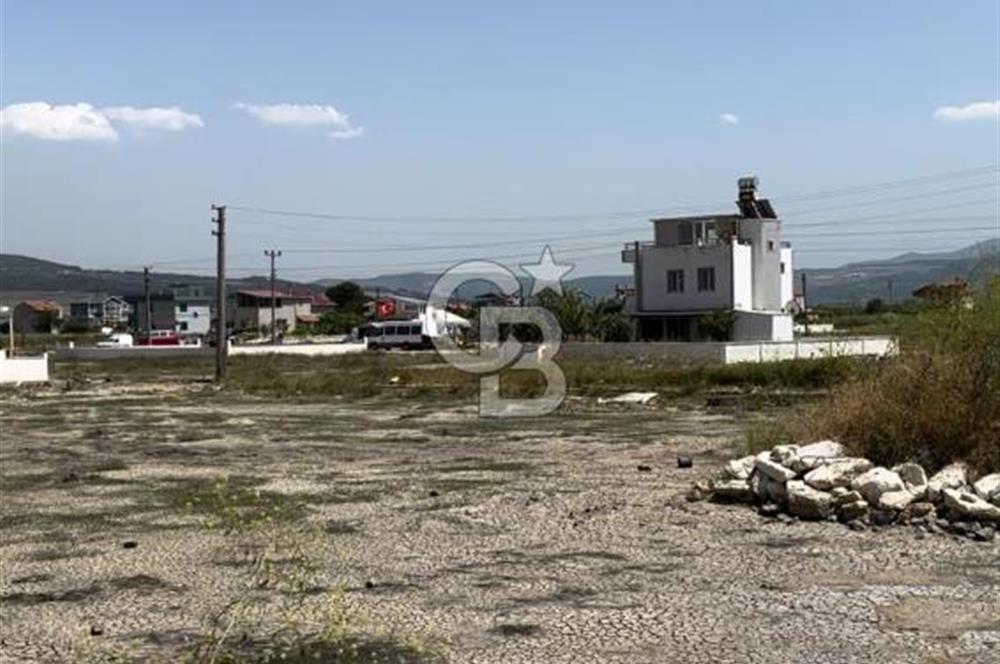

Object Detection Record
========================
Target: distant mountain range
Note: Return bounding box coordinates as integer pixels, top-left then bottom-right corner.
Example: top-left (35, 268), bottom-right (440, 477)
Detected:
top-left (1, 238), bottom-right (997, 306)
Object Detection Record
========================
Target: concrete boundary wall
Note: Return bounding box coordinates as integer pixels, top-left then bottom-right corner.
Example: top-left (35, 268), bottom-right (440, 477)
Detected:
top-left (0, 351), bottom-right (50, 383)
top-left (560, 337), bottom-right (896, 365)
top-left (55, 343), bottom-right (368, 361)
top-left (230, 343), bottom-right (368, 357)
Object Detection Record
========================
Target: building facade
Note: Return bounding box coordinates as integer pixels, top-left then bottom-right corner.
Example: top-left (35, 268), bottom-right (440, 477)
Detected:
top-left (171, 284), bottom-right (211, 337)
top-left (232, 290), bottom-right (314, 335)
top-left (622, 177), bottom-right (794, 342)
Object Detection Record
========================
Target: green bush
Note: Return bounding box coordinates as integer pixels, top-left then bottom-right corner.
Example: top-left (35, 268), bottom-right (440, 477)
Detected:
top-left (814, 279), bottom-right (1000, 473)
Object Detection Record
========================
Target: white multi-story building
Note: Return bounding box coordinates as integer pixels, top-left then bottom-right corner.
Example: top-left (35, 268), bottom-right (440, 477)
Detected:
top-left (622, 177), bottom-right (794, 342)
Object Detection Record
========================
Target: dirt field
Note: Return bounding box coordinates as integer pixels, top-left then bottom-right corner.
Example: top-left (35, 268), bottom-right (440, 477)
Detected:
top-left (1, 363), bottom-right (998, 663)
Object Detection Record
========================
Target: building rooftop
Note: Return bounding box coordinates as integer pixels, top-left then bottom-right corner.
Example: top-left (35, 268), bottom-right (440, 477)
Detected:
top-left (237, 289), bottom-right (313, 302)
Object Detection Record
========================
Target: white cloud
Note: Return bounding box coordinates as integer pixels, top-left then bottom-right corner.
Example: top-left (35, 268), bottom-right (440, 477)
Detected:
top-left (0, 102), bottom-right (118, 141)
top-left (234, 102), bottom-right (363, 139)
top-left (103, 105), bottom-right (203, 131)
top-left (720, 113), bottom-right (740, 126)
top-left (933, 100), bottom-right (1000, 122)
top-left (0, 101), bottom-right (204, 141)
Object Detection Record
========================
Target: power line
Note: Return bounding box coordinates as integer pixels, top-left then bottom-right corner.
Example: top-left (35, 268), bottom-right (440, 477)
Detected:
top-left (226, 164), bottom-right (998, 225)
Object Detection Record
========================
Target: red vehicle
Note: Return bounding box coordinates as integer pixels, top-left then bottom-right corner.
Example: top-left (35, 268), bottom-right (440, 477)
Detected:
top-left (137, 330), bottom-right (181, 346)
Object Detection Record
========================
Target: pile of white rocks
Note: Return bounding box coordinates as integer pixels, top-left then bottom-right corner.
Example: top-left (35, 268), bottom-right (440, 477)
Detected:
top-left (700, 440), bottom-right (1000, 541)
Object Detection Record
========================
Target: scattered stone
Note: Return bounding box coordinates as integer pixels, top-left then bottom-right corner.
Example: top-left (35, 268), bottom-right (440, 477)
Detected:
top-left (786, 480), bottom-right (835, 520)
top-left (755, 457), bottom-right (797, 483)
top-left (803, 458), bottom-right (872, 490)
top-left (686, 482), bottom-right (710, 502)
top-left (846, 519), bottom-right (866, 531)
top-left (972, 526), bottom-right (996, 542)
top-left (122, 540), bottom-right (138, 549)
top-left (789, 440), bottom-right (845, 473)
top-left (878, 490), bottom-right (917, 512)
top-left (869, 509), bottom-right (898, 527)
top-left (676, 456), bottom-right (693, 469)
top-left (901, 502), bottom-right (935, 521)
top-left (942, 488), bottom-right (1000, 523)
top-left (90, 626), bottom-right (103, 637)
top-left (428, 490), bottom-right (440, 498)
top-left (776, 513), bottom-right (796, 525)
top-left (365, 579), bottom-right (376, 589)
top-left (710, 479), bottom-right (754, 503)
top-left (721, 455), bottom-right (756, 480)
top-left (751, 473), bottom-right (788, 504)
top-left (758, 503), bottom-right (781, 518)
top-left (851, 467), bottom-right (905, 505)
top-left (770, 444), bottom-right (800, 468)
top-left (892, 462), bottom-right (928, 495)
top-left (838, 500), bottom-right (869, 523)
top-left (973, 474), bottom-right (1000, 503)
top-left (926, 463), bottom-right (968, 502)
top-left (833, 489), bottom-right (864, 506)
top-left (636, 464), bottom-right (652, 472)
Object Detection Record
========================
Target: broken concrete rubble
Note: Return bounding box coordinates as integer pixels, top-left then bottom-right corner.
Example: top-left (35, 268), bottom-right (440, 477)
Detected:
top-left (703, 440), bottom-right (998, 539)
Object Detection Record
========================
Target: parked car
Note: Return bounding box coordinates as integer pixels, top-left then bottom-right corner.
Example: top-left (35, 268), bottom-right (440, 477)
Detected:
top-left (96, 332), bottom-right (134, 348)
top-left (136, 330), bottom-right (181, 346)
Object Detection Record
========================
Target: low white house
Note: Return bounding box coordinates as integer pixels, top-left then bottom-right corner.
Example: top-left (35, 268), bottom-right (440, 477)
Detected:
top-left (622, 177), bottom-right (794, 341)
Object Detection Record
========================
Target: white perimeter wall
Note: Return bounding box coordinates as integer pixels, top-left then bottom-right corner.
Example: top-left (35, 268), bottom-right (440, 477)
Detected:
top-left (560, 337), bottom-right (896, 365)
top-left (0, 351), bottom-right (49, 383)
top-left (780, 247), bottom-right (793, 310)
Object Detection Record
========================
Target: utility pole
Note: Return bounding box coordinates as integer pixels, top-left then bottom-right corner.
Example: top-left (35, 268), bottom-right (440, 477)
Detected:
top-left (265, 249), bottom-right (282, 344)
top-left (800, 272), bottom-right (809, 335)
top-left (143, 266), bottom-right (152, 345)
top-left (212, 205), bottom-right (227, 382)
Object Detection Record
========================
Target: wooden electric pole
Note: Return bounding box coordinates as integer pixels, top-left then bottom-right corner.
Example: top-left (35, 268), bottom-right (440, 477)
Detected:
top-left (212, 205), bottom-right (227, 382)
top-left (265, 249), bottom-right (282, 344)
top-left (143, 266), bottom-right (152, 344)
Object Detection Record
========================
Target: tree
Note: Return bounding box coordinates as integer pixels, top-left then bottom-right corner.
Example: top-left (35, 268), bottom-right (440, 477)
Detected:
top-left (864, 298), bottom-right (885, 315)
top-left (317, 310), bottom-right (365, 335)
top-left (697, 310), bottom-right (736, 341)
top-left (325, 281), bottom-right (365, 315)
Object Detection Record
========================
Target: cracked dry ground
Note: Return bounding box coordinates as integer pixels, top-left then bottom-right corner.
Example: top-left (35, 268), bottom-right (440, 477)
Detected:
top-left (1, 382), bottom-right (998, 663)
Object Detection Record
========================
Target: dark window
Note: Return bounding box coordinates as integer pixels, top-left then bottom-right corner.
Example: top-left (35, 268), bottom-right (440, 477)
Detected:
top-left (665, 318), bottom-right (690, 340)
top-left (780, 262), bottom-right (786, 274)
top-left (178, 303), bottom-right (188, 313)
top-left (410, 325), bottom-right (421, 335)
top-left (767, 240), bottom-right (775, 251)
top-left (667, 270), bottom-right (685, 293)
top-left (179, 321), bottom-right (189, 331)
top-left (697, 267), bottom-right (716, 292)
top-left (678, 222), bottom-right (694, 245)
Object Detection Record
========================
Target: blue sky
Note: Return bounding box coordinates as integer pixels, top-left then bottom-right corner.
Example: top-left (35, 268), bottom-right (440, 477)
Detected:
top-left (1, 1), bottom-right (997, 279)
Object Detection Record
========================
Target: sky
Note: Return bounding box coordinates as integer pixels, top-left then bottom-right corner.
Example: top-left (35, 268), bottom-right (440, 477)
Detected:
top-left (1, 1), bottom-right (998, 281)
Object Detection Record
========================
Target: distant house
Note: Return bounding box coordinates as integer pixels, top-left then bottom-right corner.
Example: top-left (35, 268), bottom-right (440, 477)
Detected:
top-left (622, 177), bottom-right (794, 342)
top-left (13, 300), bottom-right (61, 333)
top-left (124, 293), bottom-right (176, 333)
top-left (171, 284), bottom-right (211, 337)
top-left (913, 278), bottom-right (973, 307)
top-left (232, 290), bottom-right (314, 335)
top-left (69, 296), bottom-right (132, 328)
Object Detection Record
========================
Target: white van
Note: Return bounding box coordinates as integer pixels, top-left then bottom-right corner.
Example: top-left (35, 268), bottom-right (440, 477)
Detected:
top-left (364, 320), bottom-right (428, 350)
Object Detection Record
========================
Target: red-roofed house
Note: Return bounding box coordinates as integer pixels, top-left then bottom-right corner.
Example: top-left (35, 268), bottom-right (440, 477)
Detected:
top-left (13, 300), bottom-right (61, 333)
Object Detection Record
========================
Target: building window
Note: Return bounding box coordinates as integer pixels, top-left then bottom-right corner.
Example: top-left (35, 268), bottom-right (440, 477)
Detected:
top-left (697, 267), bottom-right (716, 292)
top-left (768, 240), bottom-right (775, 251)
top-left (780, 262), bottom-right (786, 274)
top-left (666, 269), bottom-right (685, 293)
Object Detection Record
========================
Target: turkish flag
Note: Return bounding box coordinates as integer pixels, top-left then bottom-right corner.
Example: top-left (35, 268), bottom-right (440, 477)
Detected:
top-left (376, 298), bottom-right (396, 318)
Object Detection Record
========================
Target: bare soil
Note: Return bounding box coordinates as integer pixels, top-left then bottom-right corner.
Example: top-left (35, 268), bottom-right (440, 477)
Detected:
top-left (1, 374), bottom-right (998, 663)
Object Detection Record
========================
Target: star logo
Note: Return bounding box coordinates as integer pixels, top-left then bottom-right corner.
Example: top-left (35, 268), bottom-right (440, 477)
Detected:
top-left (520, 245), bottom-right (575, 297)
